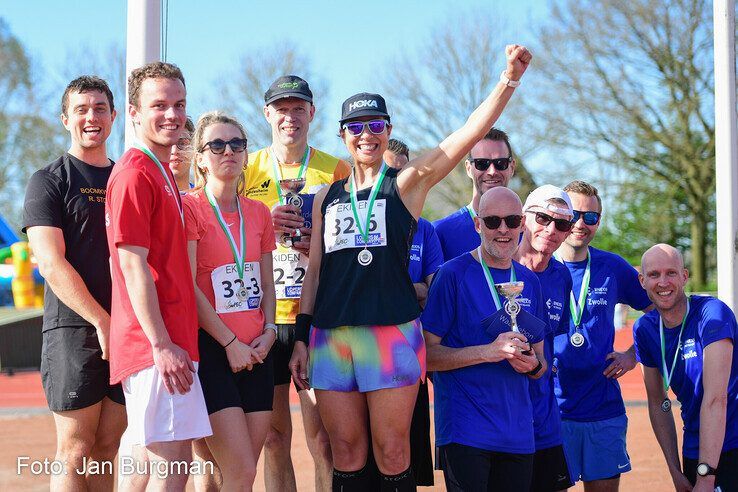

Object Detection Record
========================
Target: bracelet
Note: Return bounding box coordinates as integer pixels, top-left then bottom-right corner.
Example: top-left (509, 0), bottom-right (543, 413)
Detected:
top-left (526, 359), bottom-right (543, 376)
top-left (295, 313), bottom-right (313, 345)
top-left (500, 70), bottom-right (521, 88)
top-left (223, 334), bottom-right (237, 348)
top-left (263, 323), bottom-right (278, 335)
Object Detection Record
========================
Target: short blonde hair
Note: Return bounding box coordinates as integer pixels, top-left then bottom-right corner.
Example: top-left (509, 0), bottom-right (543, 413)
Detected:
top-left (192, 111), bottom-right (248, 195)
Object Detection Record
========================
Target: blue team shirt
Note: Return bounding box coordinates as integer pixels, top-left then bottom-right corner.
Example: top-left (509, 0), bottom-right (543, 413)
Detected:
top-left (633, 295), bottom-right (738, 459)
top-left (408, 218), bottom-right (443, 283)
top-left (421, 253), bottom-right (546, 454)
top-left (433, 207), bottom-right (480, 262)
top-left (530, 259), bottom-right (572, 449)
top-left (553, 246), bottom-right (652, 421)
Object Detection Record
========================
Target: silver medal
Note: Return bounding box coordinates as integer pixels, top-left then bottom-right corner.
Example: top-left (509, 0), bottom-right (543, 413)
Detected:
top-left (570, 332), bottom-right (585, 347)
top-left (661, 398), bottom-right (671, 412)
top-left (357, 248), bottom-right (373, 266)
top-left (236, 287), bottom-right (248, 301)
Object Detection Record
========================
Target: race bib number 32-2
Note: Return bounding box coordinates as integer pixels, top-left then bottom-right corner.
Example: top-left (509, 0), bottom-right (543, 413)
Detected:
top-left (211, 262), bottom-right (262, 314)
top-left (323, 199), bottom-right (387, 253)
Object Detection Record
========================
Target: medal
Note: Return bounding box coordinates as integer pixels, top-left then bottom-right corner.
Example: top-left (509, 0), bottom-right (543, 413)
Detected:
top-left (204, 185), bottom-right (248, 295)
top-left (134, 141), bottom-right (184, 226)
top-left (236, 286), bottom-right (249, 301)
top-left (357, 248), bottom-right (373, 266)
top-left (477, 246), bottom-right (517, 312)
top-left (271, 145), bottom-right (310, 206)
top-left (570, 332), bottom-right (585, 347)
top-left (659, 298), bottom-right (690, 413)
top-left (349, 162), bottom-right (387, 266)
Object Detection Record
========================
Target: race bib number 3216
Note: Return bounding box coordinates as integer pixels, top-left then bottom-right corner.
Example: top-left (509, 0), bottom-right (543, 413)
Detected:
top-left (323, 199), bottom-right (387, 253)
top-left (211, 262), bottom-right (262, 314)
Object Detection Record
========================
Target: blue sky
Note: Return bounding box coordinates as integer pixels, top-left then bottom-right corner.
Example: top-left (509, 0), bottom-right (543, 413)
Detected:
top-left (2, 0), bottom-right (546, 158)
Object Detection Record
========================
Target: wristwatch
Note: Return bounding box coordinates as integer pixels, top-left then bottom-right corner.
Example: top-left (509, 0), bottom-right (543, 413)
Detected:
top-left (499, 70), bottom-right (521, 88)
top-left (696, 462), bottom-right (717, 477)
top-left (526, 359), bottom-right (543, 376)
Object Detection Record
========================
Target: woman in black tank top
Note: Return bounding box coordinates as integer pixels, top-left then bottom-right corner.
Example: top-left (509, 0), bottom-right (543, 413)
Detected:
top-left (289, 46), bottom-right (532, 491)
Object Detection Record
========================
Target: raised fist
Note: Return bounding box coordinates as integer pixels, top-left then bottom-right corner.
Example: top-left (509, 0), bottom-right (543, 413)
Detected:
top-left (504, 44), bottom-right (532, 81)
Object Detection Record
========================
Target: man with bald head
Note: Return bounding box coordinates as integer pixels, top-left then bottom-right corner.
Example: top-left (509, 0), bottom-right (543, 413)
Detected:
top-left (422, 187), bottom-right (548, 491)
top-left (633, 244), bottom-right (738, 492)
top-left (433, 128), bottom-right (516, 262)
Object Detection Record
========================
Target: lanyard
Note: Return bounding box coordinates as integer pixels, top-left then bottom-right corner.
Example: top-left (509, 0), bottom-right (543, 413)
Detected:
top-left (465, 204), bottom-right (477, 220)
top-left (134, 141), bottom-right (183, 225)
top-left (659, 298), bottom-right (690, 394)
top-left (270, 145), bottom-right (310, 206)
top-left (349, 162), bottom-right (387, 246)
top-left (477, 246), bottom-right (517, 310)
top-left (204, 185), bottom-right (246, 280)
top-left (555, 251), bottom-right (591, 327)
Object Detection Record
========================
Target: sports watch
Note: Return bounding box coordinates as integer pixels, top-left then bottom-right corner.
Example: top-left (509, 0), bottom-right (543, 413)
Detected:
top-left (499, 71), bottom-right (521, 88)
top-left (696, 462), bottom-right (717, 477)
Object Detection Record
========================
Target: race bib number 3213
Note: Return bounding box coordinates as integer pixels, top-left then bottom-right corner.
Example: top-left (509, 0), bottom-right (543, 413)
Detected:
top-left (211, 262), bottom-right (262, 314)
top-left (323, 199), bottom-right (387, 253)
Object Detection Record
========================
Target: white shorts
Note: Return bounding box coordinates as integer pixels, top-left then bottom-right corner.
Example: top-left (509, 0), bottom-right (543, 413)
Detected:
top-left (120, 363), bottom-right (212, 447)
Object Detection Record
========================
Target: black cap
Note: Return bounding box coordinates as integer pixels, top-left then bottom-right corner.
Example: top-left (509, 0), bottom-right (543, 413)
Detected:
top-left (339, 92), bottom-right (390, 125)
top-left (264, 75), bottom-right (313, 106)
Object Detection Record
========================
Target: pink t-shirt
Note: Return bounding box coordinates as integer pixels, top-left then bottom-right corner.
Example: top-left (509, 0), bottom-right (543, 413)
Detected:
top-left (105, 148), bottom-right (199, 384)
top-left (183, 190), bottom-right (276, 343)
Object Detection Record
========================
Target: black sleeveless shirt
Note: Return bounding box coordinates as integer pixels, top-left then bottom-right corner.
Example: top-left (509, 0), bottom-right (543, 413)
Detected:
top-left (312, 167), bottom-right (420, 329)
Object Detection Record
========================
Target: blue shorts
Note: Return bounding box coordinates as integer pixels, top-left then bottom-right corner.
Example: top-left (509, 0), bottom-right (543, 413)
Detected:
top-left (561, 414), bottom-right (631, 482)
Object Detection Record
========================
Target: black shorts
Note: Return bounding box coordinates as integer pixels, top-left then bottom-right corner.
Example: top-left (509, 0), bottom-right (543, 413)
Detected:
top-left (41, 326), bottom-right (124, 412)
top-left (269, 323), bottom-right (295, 387)
top-left (531, 444), bottom-right (573, 491)
top-left (440, 442), bottom-right (534, 492)
top-left (410, 380), bottom-right (434, 485)
top-left (683, 448), bottom-right (738, 490)
top-left (197, 329), bottom-right (274, 414)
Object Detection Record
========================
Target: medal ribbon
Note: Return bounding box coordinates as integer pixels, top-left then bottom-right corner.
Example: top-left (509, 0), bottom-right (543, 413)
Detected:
top-left (555, 251), bottom-right (591, 327)
top-left (477, 246), bottom-right (517, 311)
top-left (659, 298), bottom-right (690, 394)
top-left (270, 145), bottom-right (310, 206)
top-left (349, 162), bottom-right (387, 247)
top-left (204, 185), bottom-right (246, 280)
top-left (465, 204), bottom-right (477, 220)
top-left (134, 141), bottom-right (184, 225)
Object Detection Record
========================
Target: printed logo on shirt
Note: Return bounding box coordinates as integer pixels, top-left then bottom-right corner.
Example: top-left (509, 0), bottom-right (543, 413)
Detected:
top-left (261, 179), bottom-right (271, 189)
top-left (164, 184), bottom-right (173, 197)
top-left (682, 338), bottom-right (698, 360)
top-left (105, 213), bottom-right (110, 227)
top-left (517, 297), bottom-right (532, 308)
top-left (409, 244), bottom-right (422, 263)
top-left (587, 285), bottom-right (609, 306)
top-left (80, 187), bottom-right (106, 203)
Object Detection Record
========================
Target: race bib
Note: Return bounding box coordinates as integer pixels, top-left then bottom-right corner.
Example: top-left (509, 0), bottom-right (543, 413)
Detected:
top-left (323, 199), bottom-right (387, 253)
top-left (211, 262), bottom-right (262, 314)
top-left (272, 246), bottom-right (309, 299)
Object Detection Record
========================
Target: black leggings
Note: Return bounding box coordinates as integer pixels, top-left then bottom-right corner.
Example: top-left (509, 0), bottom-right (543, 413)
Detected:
top-left (440, 442), bottom-right (534, 492)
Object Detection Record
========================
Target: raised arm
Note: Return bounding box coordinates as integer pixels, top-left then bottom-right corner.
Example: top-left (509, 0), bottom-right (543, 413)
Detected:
top-left (397, 45), bottom-right (532, 217)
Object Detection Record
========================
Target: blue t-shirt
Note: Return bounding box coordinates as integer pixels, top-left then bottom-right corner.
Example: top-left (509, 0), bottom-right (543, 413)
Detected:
top-left (408, 218), bottom-right (443, 283)
top-left (530, 259), bottom-right (572, 449)
top-left (421, 253), bottom-right (546, 454)
top-left (633, 295), bottom-right (738, 459)
top-left (433, 207), bottom-right (480, 262)
top-left (553, 246), bottom-right (652, 422)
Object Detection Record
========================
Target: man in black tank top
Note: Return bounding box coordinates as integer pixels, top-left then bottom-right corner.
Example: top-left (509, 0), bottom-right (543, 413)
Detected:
top-left (290, 45), bottom-right (533, 492)
top-left (22, 76), bottom-right (126, 490)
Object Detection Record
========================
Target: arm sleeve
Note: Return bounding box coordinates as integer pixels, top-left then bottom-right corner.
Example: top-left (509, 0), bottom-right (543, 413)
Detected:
top-left (107, 168), bottom-right (155, 249)
top-left (421, 222), bottom-right (444, 279)
top-left (420, 265), bottom-right (457, 339)
top-left (699, 299), bottom-right (737, 347)
top-left (633, 316), bottom-right (658, 367)
top-left (22, 170), bottom-right (64, 233)
top-left (616, 257), bottom-right (652, 310)
top-left (182, 195), bottom-right (203, 242)
top-left (260, 202), bottom-right (277, 253)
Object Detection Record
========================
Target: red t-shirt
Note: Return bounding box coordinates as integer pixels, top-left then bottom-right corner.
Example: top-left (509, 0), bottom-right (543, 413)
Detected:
top-left (105, 148), bottom-right (198, 384)
top-left (183, 190), bottom-right (275, 343)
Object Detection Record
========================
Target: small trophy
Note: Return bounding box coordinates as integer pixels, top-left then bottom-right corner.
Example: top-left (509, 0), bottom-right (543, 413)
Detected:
top-left (496, 281), bottom-right (532, 354)
top-left (278, 178), bottom-right (306, 247)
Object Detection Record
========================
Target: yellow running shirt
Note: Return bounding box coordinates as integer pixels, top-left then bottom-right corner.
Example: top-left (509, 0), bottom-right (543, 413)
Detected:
top-left (244, 147), bottom-right (350, 324)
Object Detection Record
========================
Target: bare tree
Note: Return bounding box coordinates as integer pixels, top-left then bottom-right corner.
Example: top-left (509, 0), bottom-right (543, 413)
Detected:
top-left (530, 0), bottom-right (715, 288)
top-left (380, 13), bottom-right (537, 219)
top-left (210, 42), bottom-right (330, 151)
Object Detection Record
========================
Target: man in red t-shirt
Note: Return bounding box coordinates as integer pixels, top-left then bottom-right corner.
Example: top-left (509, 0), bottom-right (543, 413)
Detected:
top-left (105, 62), bottom-right (211, 490)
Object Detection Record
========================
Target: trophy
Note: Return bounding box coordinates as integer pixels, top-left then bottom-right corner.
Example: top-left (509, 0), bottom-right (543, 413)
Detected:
top-left (278, 178), bottom-right (306, 247)
top-left (495, 281), bottom-right (532, 355)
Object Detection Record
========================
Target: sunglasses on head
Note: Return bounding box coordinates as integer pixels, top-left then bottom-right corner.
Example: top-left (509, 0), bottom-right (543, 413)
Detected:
top-left (175, 137), bottom-right (192, 151)
top-left (481, 214), bottom-right (523, 230)
top-left (200, 138), bottom-right (248, 154)
top-left (470, 157), bottom-right (512, 171)
top-left (529, 211), bottom-right (574, 232)
top-left (342, 119), bottom-right (388, 136)
top-left (572, 210), bottom-right (600, 226)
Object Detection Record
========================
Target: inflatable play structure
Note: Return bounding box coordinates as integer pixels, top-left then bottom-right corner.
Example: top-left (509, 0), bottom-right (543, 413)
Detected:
top-left (0, 215), bottom-right (43, 308)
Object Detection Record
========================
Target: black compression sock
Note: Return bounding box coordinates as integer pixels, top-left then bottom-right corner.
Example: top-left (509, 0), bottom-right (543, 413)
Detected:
top-left (380, 467), bottom-right (416, 491)
top-left (333, 466), bottom-right (374, 492)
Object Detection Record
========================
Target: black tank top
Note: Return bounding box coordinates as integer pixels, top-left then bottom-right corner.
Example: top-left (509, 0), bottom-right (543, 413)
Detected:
top-left (313, 167), bottom-right (420, 329)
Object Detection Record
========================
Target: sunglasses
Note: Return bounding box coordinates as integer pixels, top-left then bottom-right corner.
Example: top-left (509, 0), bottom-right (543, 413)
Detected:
top-left (175, 137), bottom-right (192, 151)
top-left (481, 214), bottom-right (523, 230)
top-left (342, 119), bottom-right (388, 136)
top-left (200, 138), bottom-right (248, 154)
top-left (572, 210), bottom-right (601, 226)
top-left (470, 157), bottom-right (512, 171)
top-left (530, 211), bottom-right (574, 232)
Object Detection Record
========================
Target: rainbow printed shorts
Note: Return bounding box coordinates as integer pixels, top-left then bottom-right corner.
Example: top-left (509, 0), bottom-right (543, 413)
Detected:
top-left (308, 319), bottom-right (426, 393)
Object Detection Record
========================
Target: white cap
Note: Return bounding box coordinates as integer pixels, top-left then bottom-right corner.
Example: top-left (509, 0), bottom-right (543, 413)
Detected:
top-left (523, 184), bottom-right (574, 218)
